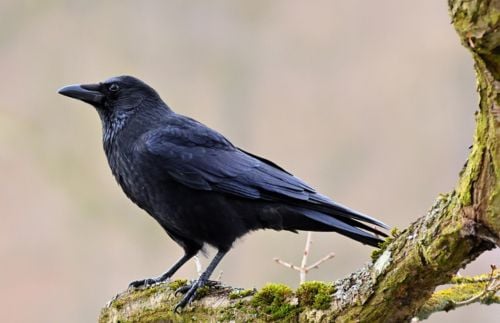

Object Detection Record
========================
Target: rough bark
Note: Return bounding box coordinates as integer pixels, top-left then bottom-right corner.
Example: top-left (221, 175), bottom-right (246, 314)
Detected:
top-left (99, 1), bottom-right (499, 322)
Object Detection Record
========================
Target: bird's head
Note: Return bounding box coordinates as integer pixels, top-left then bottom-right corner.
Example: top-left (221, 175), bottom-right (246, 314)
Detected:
top-left (58, 75), bottom-right (166, 121)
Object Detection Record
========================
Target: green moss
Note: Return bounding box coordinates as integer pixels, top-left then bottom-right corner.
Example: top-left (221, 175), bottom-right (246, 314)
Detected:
top-left (451, 270), bottom-right (499, 284)
top-left (123, 305), bottom-right (179, 323)
top-left (233, 299), bottom-right (248, 310)
top-left (111, 285), bottom-right (166, 310)
top-left (219, 308), bottom-right (236, 321)
top-left (167, 279), bottom-right (188, 291)
top-left (229, 288), bottom-right (255, 299)
top-left (270, 304), bottom-right (296, 321)
top-left (457, 114), bottom-right (486, 206)
top-left (251, 283), bottom-right (296, 320)
top-left (296, 281), bottom-right (335, 310)
top-left (417, 281), bottom-right (491, 320)
top-left (370, 227), bottom-right (399, 262)
top-left (194, 285), bottom-right (210, 299)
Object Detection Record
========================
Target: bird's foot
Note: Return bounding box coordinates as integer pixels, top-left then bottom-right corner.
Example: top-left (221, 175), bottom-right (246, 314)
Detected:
top-left (174, 280), bottom-right (220, 312)
top-left (128, 276), bottom-right (170, 289)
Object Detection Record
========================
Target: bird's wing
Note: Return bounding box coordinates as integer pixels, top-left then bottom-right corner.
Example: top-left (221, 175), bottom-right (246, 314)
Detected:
top-left (135, 124), bottom-right (313, 199)
top-left (135, 122), bottom-right (387, 230)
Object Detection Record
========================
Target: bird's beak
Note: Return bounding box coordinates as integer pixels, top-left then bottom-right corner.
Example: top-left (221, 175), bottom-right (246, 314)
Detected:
top-left (58, 83), bottom-right (105, 105)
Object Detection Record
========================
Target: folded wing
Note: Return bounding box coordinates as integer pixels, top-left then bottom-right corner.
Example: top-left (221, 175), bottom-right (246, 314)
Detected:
top-left (135, 119), bottom-right (388, 245)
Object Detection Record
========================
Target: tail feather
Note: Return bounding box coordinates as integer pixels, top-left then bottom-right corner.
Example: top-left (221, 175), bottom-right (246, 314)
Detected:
top-left (299, 208), bottom-right (383, 247)
top-left (277, 193), bottom-right (389, 235)
top-left (279, 205), bottom-right (387, 247)
top-left (309, 194), bottom-right (389, 230)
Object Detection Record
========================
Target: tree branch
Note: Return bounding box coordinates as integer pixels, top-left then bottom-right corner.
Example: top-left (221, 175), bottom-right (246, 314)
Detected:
top-left (416, 267), bottom-right (500, 320)
top-left (99, 0), bottom-right (499, 321)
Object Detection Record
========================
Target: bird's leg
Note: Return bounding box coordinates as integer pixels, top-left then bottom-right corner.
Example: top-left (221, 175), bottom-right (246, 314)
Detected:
top-left (129, 252), bottom-right (196, 288)
top-left (174, 249), bottom-right (227, 311)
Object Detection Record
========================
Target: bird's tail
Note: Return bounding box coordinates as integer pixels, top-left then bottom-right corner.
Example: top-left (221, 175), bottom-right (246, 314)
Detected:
top-left (283, 207), bottom-right (388, 247)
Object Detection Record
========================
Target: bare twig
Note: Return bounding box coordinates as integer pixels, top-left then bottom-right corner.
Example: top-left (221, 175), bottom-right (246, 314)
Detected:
top-left (193, 256), bottom-right (203, 277)
top-left (305, 252), bottom-right (336, 272)
top-left (416, 265), bottom-right (500, 320)
top-left (193, 255), bottom-right (224, 281)
top-left (300, 232), bottom-right (313, 283)
top-left (453, 265), bottom-right (499, 306)
top-left (273, 258), bottom-right (303, 271)
top-left (274, 231), bottom-right (335, 283)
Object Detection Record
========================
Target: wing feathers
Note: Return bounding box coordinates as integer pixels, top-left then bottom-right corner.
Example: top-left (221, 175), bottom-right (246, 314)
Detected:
top-left (139, 126), bottom-right (388, 235)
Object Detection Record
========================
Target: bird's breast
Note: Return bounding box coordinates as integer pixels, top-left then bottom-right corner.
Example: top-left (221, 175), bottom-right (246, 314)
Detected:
top-left (105, 143), bottom-right (152, 210)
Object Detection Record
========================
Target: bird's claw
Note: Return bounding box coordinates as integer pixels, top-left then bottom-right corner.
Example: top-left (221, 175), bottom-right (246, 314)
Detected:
top-left (174, 279), bottom-right (218, 311)
top-left (174, 290), bottom-right (197, 313)
top-left (174, 284), bottom-right (191, 296)
top-left (128, 276), bottom-right (169, 289)
top-left (128, 278), bottom-right (156, 289)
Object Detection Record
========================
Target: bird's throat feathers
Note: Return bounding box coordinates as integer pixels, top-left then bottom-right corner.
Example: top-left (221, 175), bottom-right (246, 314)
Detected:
top-left (100, 99), bottom-right (173, 158)
top-left (101, 110), bottom-right (131, 146)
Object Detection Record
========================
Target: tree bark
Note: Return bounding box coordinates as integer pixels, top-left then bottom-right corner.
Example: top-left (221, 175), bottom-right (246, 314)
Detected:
top-left (99, 1), bottom-right (499, 322)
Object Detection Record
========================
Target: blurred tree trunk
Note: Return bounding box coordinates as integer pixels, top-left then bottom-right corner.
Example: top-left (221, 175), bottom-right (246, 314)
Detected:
top-left (99, 0), bottom-right (499, 322)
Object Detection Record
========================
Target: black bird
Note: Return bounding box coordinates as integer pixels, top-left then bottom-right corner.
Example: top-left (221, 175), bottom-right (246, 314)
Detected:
top-left (58, 76), bottom-right (388, 310)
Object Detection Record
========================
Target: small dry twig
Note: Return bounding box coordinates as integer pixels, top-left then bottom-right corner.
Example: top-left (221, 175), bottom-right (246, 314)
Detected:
top-left (274, 231), bottom-right (335, 284)
top-left (415, 265), bottom-right (500, 321)
top-left (193, 256), bottom-right (203, 277)
top-left (194, 255), bottom-right (224, 281)
top-left (453, 265), bottom-right (499, 306)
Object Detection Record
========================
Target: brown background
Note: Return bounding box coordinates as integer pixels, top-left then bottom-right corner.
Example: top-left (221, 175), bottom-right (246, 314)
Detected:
top-left (0, 1), bottom-right (498, 322)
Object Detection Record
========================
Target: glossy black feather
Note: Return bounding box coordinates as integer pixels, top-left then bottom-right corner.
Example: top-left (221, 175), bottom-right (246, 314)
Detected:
top-left (136, 119), bottom-right (388, 238)
top-left (59, 76), bottom-right (389, 308)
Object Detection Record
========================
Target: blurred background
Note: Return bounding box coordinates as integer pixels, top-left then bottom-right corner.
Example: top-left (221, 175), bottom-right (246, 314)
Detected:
top-left (0, 0), bottom-right (498, 322)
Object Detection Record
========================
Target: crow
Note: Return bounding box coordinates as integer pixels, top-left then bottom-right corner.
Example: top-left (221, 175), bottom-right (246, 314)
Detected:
top-left (58, 75), bottom-right (388, 310)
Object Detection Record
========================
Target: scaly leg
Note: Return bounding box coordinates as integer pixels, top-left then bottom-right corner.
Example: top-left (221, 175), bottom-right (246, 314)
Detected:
top-left (129, 251), bottom-right (197, 288)
top-left (174, 249), bottom-right (228, 311)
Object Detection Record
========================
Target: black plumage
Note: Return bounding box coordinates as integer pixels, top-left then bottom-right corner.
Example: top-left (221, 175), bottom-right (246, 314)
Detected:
top-left (58, 75), bottom-right (388, 310)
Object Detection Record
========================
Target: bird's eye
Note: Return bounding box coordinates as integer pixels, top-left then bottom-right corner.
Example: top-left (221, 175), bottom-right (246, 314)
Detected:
top-left (109, 84), bottom-right (120, 92)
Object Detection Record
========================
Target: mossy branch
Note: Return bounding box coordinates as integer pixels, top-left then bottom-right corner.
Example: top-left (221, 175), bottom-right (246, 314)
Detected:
top-left (417, 268), bottom-right (500, 320)
top-left (99, 0), bottom-right (499, 321)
